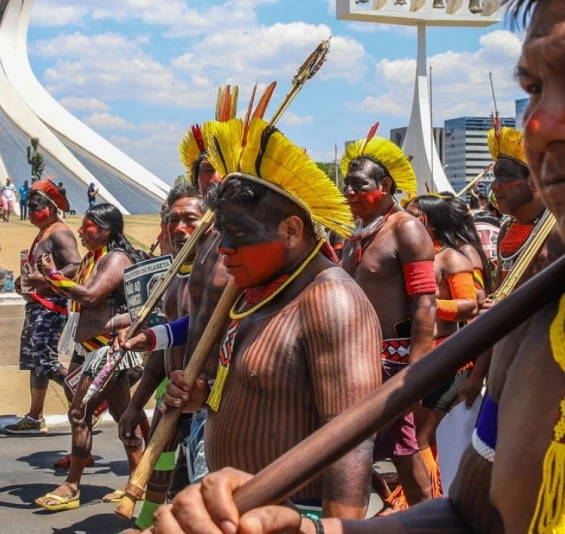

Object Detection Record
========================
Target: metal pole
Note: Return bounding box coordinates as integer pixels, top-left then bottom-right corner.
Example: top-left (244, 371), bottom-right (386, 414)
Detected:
top-left (430, 64), bottom-right (434, 193)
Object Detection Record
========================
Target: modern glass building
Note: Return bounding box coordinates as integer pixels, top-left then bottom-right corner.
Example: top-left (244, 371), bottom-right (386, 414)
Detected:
top-left (443, 116), bottom-right (516, 193)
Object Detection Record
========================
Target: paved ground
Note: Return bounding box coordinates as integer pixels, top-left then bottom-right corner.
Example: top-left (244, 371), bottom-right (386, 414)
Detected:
top-left (0, 422), bottom-right (144, 533)
top-left (0, 419), bottom-right (387, 533)
top-left (0, 220), bottom-right (390, 531)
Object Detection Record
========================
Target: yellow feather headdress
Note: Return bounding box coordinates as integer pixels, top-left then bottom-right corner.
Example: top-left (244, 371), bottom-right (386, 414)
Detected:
top-left (178, 85), bottom-right (239, 181)
top-left (487, 126), bottom-right (527, 167)
top-left (340, 123), bottom-right (417, 194)
top-left (205, 117), bottom-right (353, 238)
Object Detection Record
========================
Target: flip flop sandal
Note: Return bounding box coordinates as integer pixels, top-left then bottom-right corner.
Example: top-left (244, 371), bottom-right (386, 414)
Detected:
top-left (102, 489), bottom-right (126, 503)
top-left (35, 493), bottom-right (80, 512)
top-left (103, 490), bottom-right (145, 504)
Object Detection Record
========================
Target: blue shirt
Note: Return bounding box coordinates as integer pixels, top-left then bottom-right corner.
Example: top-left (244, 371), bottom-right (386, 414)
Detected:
top-left (19, 185), bottom-right (30, 202)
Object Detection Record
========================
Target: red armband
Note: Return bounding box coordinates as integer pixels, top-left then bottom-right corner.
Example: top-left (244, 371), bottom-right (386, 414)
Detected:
top-left (403, 261), bottom-right (437, 296)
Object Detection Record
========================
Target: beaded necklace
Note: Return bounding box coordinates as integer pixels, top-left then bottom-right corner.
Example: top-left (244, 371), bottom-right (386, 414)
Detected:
top-left (528, 295), bottom-right (565, 533)
top-left (207, 240), bottom-right (324, 411)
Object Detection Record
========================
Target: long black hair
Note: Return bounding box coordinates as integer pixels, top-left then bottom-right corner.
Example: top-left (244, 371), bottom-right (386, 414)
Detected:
top-left (408, 194), bottom-right (492, 293)
top-left (85, 203), bottom-right (146, 263)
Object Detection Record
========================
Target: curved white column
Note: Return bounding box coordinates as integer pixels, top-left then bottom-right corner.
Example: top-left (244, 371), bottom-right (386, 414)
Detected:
top-left (401, 24), bottom-right (453, 195)
top-left (0, 0), bottom-right (128, 212)
top-left (11, 0), bottom-right (170, 199)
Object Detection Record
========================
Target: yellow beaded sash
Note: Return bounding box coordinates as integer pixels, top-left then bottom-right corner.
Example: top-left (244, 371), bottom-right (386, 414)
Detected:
top-left (529, 294), bottom-right (565, 534)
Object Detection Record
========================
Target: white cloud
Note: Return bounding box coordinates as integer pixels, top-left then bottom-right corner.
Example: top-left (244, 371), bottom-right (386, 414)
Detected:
top-left (30, 0), bottom-right (281, 36)
top-left (346, 30), bottom-right (524, 122)
top-left (84, 112), bottom-right (134, 130)
top-left (110, 124), bottom-right (186, 182)
top-left (32, 32), bottom-right (212, 108)
top-left (280, 112), bottom-right (314, 127)
top-left (358, 94), bottom-right (406, 117)
top-left (58, 96), bottom-right (110, 112)
top-left (173, 23), bottom-right (368, 83)
top-left (30, 1), bottom-right (89, 27)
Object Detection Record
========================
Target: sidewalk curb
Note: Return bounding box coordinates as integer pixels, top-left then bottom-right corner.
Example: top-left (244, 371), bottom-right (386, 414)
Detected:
top-left (0, 293), bottom-right (25, 306)
top-left (44, 408), bottom-right (155, 428)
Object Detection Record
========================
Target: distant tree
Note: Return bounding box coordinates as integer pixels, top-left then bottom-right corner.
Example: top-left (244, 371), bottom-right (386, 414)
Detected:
top-left (175, 174), bottom-right (187, 184)
top-left (316, 162), bottom-right (344, 191)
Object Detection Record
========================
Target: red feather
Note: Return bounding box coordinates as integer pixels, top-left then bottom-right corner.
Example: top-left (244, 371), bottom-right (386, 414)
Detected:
top-left (192, 125), bottom-right (205, 153)
top-left (253, 82), bottom-right (277, 120)
top-left (242, 84), bottom-right (258, 148)
top-left (362, 122), bottom-right (379, 154)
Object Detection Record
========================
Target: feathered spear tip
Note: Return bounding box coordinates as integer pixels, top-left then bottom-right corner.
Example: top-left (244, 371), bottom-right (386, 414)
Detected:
top-left (294, 38), bottom-right (331, 85)
top-left (362, 122), bottom-right (379, 154)
top-left (269, 38), bottom-right (330, 126)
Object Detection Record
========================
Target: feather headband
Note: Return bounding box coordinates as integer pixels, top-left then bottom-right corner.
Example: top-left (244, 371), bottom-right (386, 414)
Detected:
top-left (341, 123), bottom-right (417, 194)
top-left (487, 126), bottom-right (527, 167)
top-left (206, 117), bottom-right (353, 238)
top-left (31, 177), bottom-right (69, 212)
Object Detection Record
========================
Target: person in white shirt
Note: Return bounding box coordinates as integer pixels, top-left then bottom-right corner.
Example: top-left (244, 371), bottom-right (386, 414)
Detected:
top-left (2, 177), bottom-right (18, 223)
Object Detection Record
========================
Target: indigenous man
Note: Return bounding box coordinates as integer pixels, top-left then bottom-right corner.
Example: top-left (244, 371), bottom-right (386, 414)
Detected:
top-left (489, 126), bottom-right (563, 288)
top-left (148, 3), bottom-right (565, 532)
top-left (6, 179), bottom-right (80, 435)
top-left (118, 92), bottom-right (238, 527)
top-left (340, 133), bottom-right (437, 510)
top-left (163, 116), bottom-right (381, 519)
top-left (459, 125), bottom-right (565, 408)
top-left (118, 183), bottom-right (204, 531)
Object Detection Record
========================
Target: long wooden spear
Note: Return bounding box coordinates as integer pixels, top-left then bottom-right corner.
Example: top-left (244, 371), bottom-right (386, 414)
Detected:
top-left (226, 254), bottom-right (565, 514)
top-left (115, 38), bottom-right (332, 520)
top-left (456, 164), bottom-right (493, 199)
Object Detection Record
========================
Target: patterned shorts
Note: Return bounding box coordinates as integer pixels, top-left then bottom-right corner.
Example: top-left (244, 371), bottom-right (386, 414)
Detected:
top-left (20, 299), bottom-right (68, 377)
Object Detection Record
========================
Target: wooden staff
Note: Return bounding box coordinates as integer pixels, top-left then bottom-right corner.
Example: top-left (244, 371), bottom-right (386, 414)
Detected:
top-left (80, 211), bottom-right (215, 408)
top-left (230, 254), bottom-right (565, 514)
top-left (493, 209), bottom-right (555, 302)
top-left (456, 164), bottom-right (493, 198)
top-left (116, 282), bottom-right (241, 520)
top-left (115, 38), bottom-right (333, 518)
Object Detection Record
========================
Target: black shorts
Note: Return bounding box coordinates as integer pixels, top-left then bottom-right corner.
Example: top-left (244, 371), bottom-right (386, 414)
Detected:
top-left (422, 368), bottom-right (471, 412)
top-left (19, 299), bottom-right (67, 377)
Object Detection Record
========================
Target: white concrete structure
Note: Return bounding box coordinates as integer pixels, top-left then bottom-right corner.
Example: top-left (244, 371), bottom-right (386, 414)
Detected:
top-left (0, 0), bottom-right (169, 214)
top-left (337, 0), bottom-right (502, 195)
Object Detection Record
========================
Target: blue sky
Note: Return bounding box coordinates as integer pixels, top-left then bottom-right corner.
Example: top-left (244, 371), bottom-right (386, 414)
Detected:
top-left (28, 0), bottom-right (526, 184)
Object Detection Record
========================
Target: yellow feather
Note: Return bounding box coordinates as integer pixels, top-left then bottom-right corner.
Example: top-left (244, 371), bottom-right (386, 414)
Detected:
top-left (179, 130), bottom-right (201, 179)
top-left (241, 118), bottom-right (353, 237)
top-left (487, 127), bottom-right (526, 165)
top-left (341, 137), bottom-right (417, 194)
top-left (203, 119), bottom-right (244, 178)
